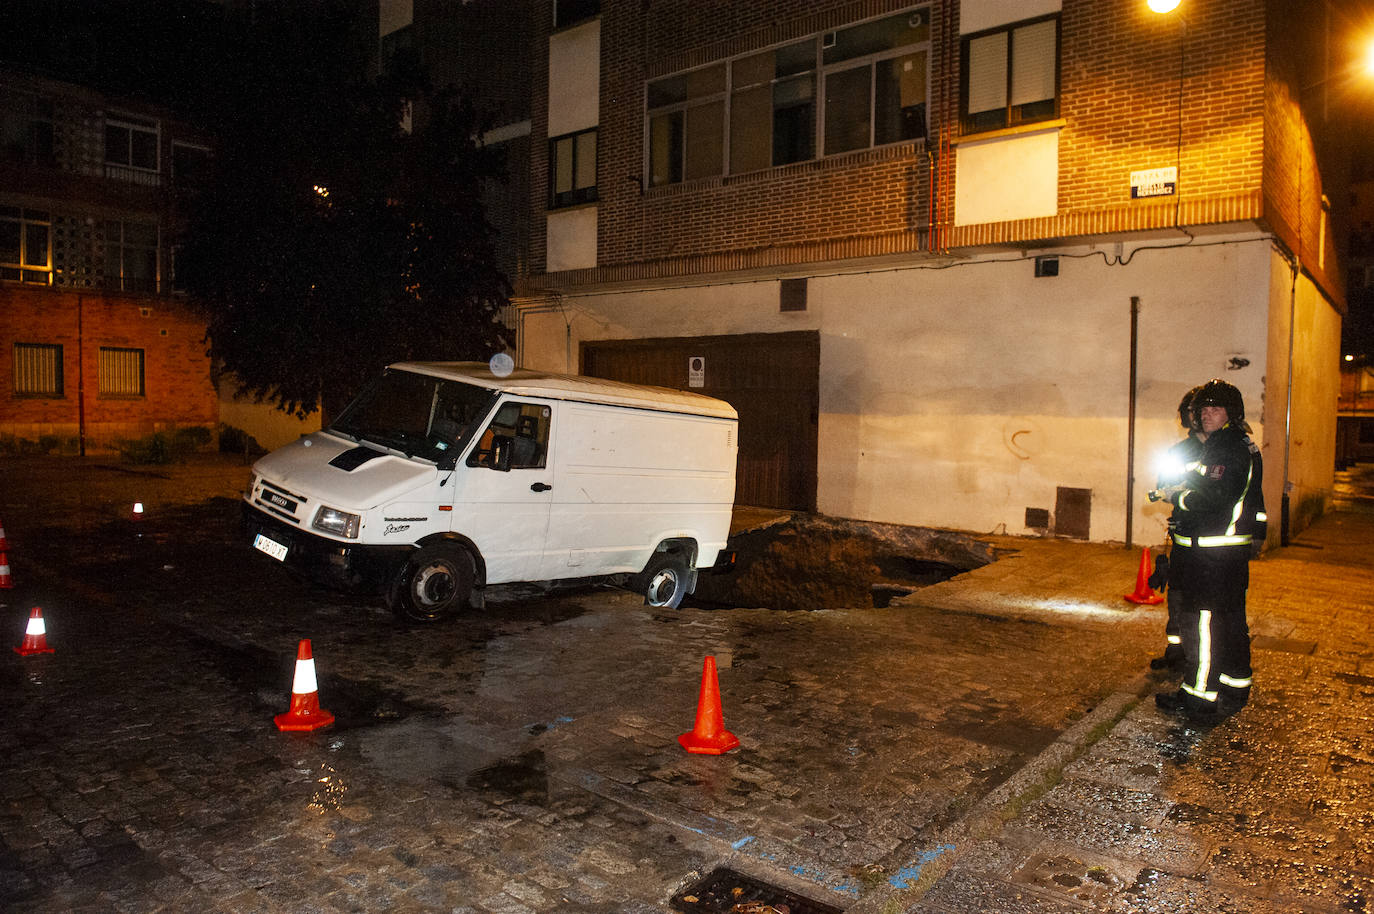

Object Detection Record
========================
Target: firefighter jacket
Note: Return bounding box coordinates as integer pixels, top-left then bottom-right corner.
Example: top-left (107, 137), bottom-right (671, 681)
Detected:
top-left (1160, 432), bottom-right (1204, 534)
top-left (1167, 422), bottom-right (1263, 547)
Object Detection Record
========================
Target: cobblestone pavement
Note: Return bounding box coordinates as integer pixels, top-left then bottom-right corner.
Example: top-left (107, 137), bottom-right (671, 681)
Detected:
top-left (0, 456), bottom-right (1371, 913)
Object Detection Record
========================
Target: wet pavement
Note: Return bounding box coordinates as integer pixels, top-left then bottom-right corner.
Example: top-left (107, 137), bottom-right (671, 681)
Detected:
top-left (1, 455), bottom-right (1372, 913)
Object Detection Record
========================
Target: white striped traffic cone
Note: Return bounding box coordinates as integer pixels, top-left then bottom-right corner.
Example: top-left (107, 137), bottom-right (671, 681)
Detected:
top-left (14, 607), bottom-right (54, 656)
top-left (274, 639), bottom-right (335, 731)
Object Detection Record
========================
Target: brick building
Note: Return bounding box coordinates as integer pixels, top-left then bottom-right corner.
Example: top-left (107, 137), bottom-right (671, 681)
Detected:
top-left (500, 0), bottom-right (1356, 546)
top-left (0, 66), bottom-right (218, 453)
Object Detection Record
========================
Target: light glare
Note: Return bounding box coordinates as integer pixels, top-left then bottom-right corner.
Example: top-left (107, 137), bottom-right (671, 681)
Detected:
top-left (1148, 0), bottom-right (1182, 12)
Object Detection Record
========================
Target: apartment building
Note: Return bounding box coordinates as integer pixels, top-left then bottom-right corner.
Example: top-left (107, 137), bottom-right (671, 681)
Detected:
top-left (0, 66), bottom-right (218, 453)
top-left (505, 0), bottom-right (1352, 546)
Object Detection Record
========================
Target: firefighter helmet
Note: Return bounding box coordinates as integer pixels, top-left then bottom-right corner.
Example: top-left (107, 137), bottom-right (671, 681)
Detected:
top-left (1177, 385), bottom-right (1202, 430)
top-left (1191, 378), bottom-right (1244, 425)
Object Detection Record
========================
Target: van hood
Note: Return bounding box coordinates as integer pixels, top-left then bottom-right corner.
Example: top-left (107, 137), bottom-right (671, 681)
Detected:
top-left (252, 431), bottom-right (437, 512)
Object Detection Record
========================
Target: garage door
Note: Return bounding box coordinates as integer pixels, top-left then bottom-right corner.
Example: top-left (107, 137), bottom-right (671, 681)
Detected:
top-left (581, 331), bottom-right (818, 511)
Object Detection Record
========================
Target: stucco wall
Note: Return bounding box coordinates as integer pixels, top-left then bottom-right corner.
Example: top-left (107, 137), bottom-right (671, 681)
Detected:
top-left (517, 235), bottom-right (1298, 544)
top-left (1263, 251), bottom-right (1341, 539)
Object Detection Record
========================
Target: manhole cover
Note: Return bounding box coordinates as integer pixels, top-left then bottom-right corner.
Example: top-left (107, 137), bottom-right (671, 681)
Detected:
top-left (670, 867), bottom-right (845, 914)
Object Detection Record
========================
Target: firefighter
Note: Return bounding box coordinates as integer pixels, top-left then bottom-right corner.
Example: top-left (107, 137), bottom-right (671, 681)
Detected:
top-left (1148, 385), bottom-right (1204, 674)
top-left (1153, 379), bottom-right (1266, 720)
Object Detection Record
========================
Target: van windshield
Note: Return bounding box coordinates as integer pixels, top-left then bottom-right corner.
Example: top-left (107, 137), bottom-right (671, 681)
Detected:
top-left (330, 369), bottom-right (497, 464)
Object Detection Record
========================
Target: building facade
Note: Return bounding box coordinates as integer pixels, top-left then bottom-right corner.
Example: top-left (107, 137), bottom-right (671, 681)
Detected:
top-left (0, 66), bottom-right (219, 453)
top-left (508, 0), bottom-right (1348, 546)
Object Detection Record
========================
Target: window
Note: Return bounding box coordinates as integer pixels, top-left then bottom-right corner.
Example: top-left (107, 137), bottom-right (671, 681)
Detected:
top-left (0, 206), bottom-right (51, 285)
top-left (549, 128), bottom-right (598, 208)
top-left (554, 0), bottom-right (599, 29)
top-left (822, 9), bottom-right (930, 154)
top-left (380, 24), bottom-right (414, 73)
top-left (468, 402), bottom-right (550, 470)
top-left (104, 114), bottom-right (159, 183)
top-left (13, 343), bottom-right (63, 398)
top-left (729, 40), bottom-right (816, 173)
top-left (645, 7), bottom-right (929, 187)
top-left (648, 64), bottom-right (726, 186)
top-left (98, 347), bottom-right (144, 397)
top-left (171, 142), bottom-right (211, 188)
top-left (104, 220), bottom-right (158, 293)
top-left (0, 91), bottom-right (55, 167)
top-left (961, 16), bottom-right (1059, 134)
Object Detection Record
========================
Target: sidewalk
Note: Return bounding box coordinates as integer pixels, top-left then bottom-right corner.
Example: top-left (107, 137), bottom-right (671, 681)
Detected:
top-left (882, 482), bottom-right (1374, 913)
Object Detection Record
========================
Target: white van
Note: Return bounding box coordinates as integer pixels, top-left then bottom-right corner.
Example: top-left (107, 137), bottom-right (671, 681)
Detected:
top-left (242, 361), bottom-right (738, 622)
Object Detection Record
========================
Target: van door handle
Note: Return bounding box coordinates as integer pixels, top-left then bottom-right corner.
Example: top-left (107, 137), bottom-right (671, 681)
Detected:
top-left (530, 482), bottom-right (552, 492)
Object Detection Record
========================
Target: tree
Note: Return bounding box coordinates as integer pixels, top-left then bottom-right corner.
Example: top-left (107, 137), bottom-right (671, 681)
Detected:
top-left (181, 9), bottom-right (513, 420)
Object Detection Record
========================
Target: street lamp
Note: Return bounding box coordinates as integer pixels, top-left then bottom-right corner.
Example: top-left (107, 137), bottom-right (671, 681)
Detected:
top-left (1147, 0), bottom-right (1181, 13)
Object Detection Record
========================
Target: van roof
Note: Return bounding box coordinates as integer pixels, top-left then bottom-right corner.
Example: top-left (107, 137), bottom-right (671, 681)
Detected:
top-left (389, 361), bottom-right (739, 420)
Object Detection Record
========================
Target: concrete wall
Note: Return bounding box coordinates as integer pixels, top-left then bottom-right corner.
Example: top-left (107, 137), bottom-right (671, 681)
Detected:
top-left (517, 235), bottom-right (1300, 544)
top-left (216, 375), bottom-right (321, 453)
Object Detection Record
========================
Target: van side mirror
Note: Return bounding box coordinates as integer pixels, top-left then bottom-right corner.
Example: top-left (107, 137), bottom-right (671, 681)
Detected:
top-left (489, 434), bottom-right (513, 472)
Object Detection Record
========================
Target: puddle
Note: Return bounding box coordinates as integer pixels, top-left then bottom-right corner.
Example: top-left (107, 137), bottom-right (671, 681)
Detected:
top-left (182, 632), bottom-right (436, 729)
top-left (466, 748), bottom-right (549, 803)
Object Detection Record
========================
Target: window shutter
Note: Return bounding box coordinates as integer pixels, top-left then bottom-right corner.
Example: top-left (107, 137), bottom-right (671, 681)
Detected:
top-left (967, 32), bottom-right (1008, 114)
top-left (1011, 20), bottom-right (1057, 107)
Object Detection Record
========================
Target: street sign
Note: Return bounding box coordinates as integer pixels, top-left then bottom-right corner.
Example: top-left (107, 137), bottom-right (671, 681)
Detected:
top-left (1130, 166), bottom-right (1177, 198)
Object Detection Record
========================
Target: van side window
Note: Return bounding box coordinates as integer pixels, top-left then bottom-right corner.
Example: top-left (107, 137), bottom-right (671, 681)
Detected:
top-left (467, 402), bottom-right (551, 469)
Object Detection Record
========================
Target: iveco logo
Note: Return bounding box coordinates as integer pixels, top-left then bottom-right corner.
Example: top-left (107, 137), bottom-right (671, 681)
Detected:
top-left (267, 493), bottom-right (291, 508)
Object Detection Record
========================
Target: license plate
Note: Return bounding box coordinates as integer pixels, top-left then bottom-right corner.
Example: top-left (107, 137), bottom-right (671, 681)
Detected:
top-left (253, 533), bottom-right (289, 562)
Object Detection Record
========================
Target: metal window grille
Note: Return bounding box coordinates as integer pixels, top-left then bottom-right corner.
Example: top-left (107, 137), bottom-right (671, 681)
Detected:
top-left (13, 343), bottom-right (63, 397)
top-left (98, 347), bottom-right (144, 396)
top-left (103, 220), bottom-right (159, 293)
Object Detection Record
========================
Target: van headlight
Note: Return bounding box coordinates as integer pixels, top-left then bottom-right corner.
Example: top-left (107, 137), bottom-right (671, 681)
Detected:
top-left (313, 506), bottom-right (361, 539)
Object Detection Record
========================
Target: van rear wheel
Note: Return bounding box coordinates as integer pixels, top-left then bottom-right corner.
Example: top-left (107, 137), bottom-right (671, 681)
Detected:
top-left (392, 543), bottom-right (473, 623)
top-left (641, 552), bottom-right (691, 609)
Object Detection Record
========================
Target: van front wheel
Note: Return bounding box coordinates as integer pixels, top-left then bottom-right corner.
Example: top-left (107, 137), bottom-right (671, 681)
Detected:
top-left (640, 552), bottom-right (691, 609)
top-left (392, 544), bottom-right (473, 623)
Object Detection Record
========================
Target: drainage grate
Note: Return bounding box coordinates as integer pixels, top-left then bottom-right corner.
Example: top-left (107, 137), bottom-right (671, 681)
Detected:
top-left (670, 867), bottom-right (845, 914)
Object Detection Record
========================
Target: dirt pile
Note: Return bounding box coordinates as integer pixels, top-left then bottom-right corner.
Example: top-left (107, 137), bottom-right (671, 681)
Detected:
top-left (695, 513), bottom-right (995, 611)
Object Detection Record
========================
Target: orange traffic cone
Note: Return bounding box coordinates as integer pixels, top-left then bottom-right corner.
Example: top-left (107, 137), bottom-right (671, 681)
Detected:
top-left (0, 517), bottom-right (10, 550)
top-left (0, 549), bottom-right (12, 590)
top-left (14, 607), bottom-right (54, 656)
top-left (274, 639), bottom-right (335, 731)
top-left (1124, 548), bottom-right (1165, 604)
top-left (678, 655), bottom-right (739, 755)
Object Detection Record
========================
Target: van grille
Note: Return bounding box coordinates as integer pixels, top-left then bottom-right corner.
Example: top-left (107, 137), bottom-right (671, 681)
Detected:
top-left (254, 480), bottom-right (308, 523)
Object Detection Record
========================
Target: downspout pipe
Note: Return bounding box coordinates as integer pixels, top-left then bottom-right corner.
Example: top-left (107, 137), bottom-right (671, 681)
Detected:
top-left (1282, 260), bottom-right (1297, 545)
top-left (77, 295), bottom-right (86, 458)
top-left (1127, 296), bottom-right (1140, 548)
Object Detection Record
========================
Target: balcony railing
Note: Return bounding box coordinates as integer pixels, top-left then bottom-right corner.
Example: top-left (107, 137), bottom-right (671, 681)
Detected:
top-left (103, 163), bottom-right (162, 187)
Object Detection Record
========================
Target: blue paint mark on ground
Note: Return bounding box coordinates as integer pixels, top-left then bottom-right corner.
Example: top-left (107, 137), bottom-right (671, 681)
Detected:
top-left (732, 836), bottom-right (755, 850)
top-left (889, 844), bottom-right (956, 889)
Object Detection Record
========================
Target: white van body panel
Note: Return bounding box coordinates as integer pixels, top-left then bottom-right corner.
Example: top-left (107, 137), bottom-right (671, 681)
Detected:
top-left (244, 362), bottom-right (738, 604)
top-left (545, 401), bottom-right (736, 575)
